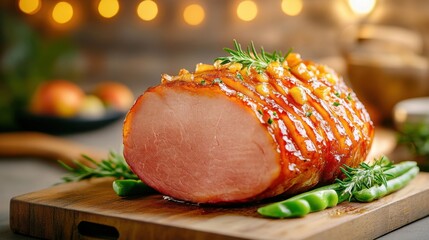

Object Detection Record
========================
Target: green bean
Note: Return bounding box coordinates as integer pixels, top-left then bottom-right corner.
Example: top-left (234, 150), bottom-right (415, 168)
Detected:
top-left (384, 161), bottom-right (417, 179)
top-left (113, 179), bottom-right (156, 197)
top-left (257, 189), bottom-right (338, 218)
top-left (353, 166), bottom-right (419, 202)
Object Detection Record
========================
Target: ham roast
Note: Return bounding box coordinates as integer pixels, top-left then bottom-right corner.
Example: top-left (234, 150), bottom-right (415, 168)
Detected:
top-left (123, 52), bottom-right (374, 204)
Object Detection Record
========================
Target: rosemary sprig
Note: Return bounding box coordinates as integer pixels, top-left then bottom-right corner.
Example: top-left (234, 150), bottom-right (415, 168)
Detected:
top-left (215, 40), bottom-right (292, 73)
top-left (335, 156), bottom-right (393, 200)
top-left (59, 151), bottom-right (138, 182)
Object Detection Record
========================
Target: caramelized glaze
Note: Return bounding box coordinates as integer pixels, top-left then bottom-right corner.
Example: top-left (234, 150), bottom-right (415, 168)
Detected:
top-left (159, 53), bottom-right (374, 199)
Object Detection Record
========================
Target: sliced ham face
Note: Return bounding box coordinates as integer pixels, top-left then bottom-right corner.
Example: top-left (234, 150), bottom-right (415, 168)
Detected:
top-left (123, 83), bottom-right (280, 203)
top-left (123, 55), bottom-right (375, 204)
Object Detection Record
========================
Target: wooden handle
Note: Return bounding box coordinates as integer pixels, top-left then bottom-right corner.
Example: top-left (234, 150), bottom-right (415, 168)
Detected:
top-left (0, 132), bottom-right (107, 167)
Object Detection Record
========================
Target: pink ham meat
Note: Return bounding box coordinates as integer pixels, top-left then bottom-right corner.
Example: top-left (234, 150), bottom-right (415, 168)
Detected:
top-left (123, 53), bottom-right (374, 204)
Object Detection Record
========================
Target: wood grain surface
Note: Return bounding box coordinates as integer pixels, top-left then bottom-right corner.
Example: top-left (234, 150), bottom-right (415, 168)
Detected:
top-left (10, 172), bottom-right (429, 240)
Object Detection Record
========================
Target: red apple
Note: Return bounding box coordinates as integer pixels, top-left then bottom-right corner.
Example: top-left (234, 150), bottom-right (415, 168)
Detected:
top-left (29, 80), bottom-right (85, 118)
top-left (93, 82), bottom-right (134, 111)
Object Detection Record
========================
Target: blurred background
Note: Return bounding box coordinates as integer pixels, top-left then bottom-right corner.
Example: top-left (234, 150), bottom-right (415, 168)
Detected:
top-left (2, 2), bottom-right (429, 238)
top-left (1, 0), bottom-right (429, 131)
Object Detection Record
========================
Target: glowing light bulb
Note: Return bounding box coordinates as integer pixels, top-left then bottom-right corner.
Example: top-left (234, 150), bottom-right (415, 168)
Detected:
top-left (183, 4), bottom-right (205, 26)
top-left (237, 0), bottom-right (258, 22)
top-left (348, 0), bottom-right (376, 15)
top-left (52, 2), bottom-right (74, 24)
top-left (98, 0), bottom-right (119, 19)
top-left (281, 0), bottom-right (303, 16)
top-left (137, 0), bottom-right (158, 21)
top-left (18, 0), bottom-right (41, 15)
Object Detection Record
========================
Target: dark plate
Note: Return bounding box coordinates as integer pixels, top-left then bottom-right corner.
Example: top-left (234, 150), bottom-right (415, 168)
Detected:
top-left (15, 110), bottom-right (126, 134)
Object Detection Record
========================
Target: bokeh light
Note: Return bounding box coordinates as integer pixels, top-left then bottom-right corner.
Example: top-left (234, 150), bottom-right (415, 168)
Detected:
top-left (98, 0), bottom-right (120, 19)
top-left (52, 2), bottom-right (74, 24)
top-left (348, 0), bottom-right (377, 15)
top-left (237, 0), bottom-right (258, 22)
top-left (137, 0), bottom-right (158, 21)
top-left (281, 0), bottom-right (303, 16)
top-left (18, 0), bottom-right (41, 15)
top-left (183, 4), bottom-right (205, 26)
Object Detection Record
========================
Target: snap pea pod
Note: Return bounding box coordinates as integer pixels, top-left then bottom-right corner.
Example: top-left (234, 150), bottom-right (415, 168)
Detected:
top-left (113, 179), bottom-right (156, 197)
top-left (257, 160), bottom-right (419, 218)
top-left (353, 166), bottom-right (419, 202)
top-left (257, 189), bottom-right (339, 218)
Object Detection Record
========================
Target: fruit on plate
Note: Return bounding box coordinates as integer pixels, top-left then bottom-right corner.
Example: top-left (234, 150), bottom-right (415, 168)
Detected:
top-left (29, 80), bottom-right (133, 118)
top-left (29, 80), bottom-right (85, 118)
top-left (93, 82), bottom-right (135, 112)
top-left (123, 41), bottom-right (374, 204)
top-left (77, 95), bottom-right (106, 118)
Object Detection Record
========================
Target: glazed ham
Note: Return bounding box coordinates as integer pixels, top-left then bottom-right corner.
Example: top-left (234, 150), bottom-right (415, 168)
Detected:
top-left (123, 52), bottom-right (374, 204)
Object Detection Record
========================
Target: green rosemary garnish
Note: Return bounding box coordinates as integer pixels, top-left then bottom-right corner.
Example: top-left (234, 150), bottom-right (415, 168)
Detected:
top-left (213, 78), bottom-right (223, 84)
top-left (335, 156), bottom-right (393, 200)
top-left (236, 72), bottom-right (244, 81)
top-left (59, 151), bottom-right (138, 182)
top-left (346, 93), bottom-right (353, 101)
top-left (215, 40), bottom-right (292, 74)
top-left (333, 101), bottom-right (340, 107)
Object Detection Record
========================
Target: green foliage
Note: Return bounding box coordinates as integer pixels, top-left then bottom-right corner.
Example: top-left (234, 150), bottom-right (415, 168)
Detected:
top-left (398, 122), bottom-right (429, 159)
top-left (215, 40), bottom-right (291, 74)
top-left (0, 12), bottom-right (76, 130)
top-left (59, 152), bottom-right (138, 182)
top-left (336, 156), bottom-right (393, 200)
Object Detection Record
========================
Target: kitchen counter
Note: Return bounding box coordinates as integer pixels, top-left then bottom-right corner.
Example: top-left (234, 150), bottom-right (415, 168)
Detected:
top-left (0, 121), bottom-right (428, 239)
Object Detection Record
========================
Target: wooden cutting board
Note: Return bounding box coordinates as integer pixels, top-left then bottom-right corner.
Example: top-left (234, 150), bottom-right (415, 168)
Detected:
top-left (10, 173), bottom-right (429, 240)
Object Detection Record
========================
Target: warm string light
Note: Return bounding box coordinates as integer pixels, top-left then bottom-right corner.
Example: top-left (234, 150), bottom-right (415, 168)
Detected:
top-left (18, 0), bottom-right (41, 15)
top-left (281, 0), bottom-right (303, 16)
top-left (183, 4), bottom-right (205, 26)
top-left (98, 0), bottom-right (119, 19)
top-left (137, 0), bottom-right (158, 21)
top-left (17, 0), bottom-right (369, 28)
top-left (236, 0), bottom-right (258, 22)
top-left (348, 0), bottom-right (377, 15)
top-left (52, 1), bottom-right (74, 24)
